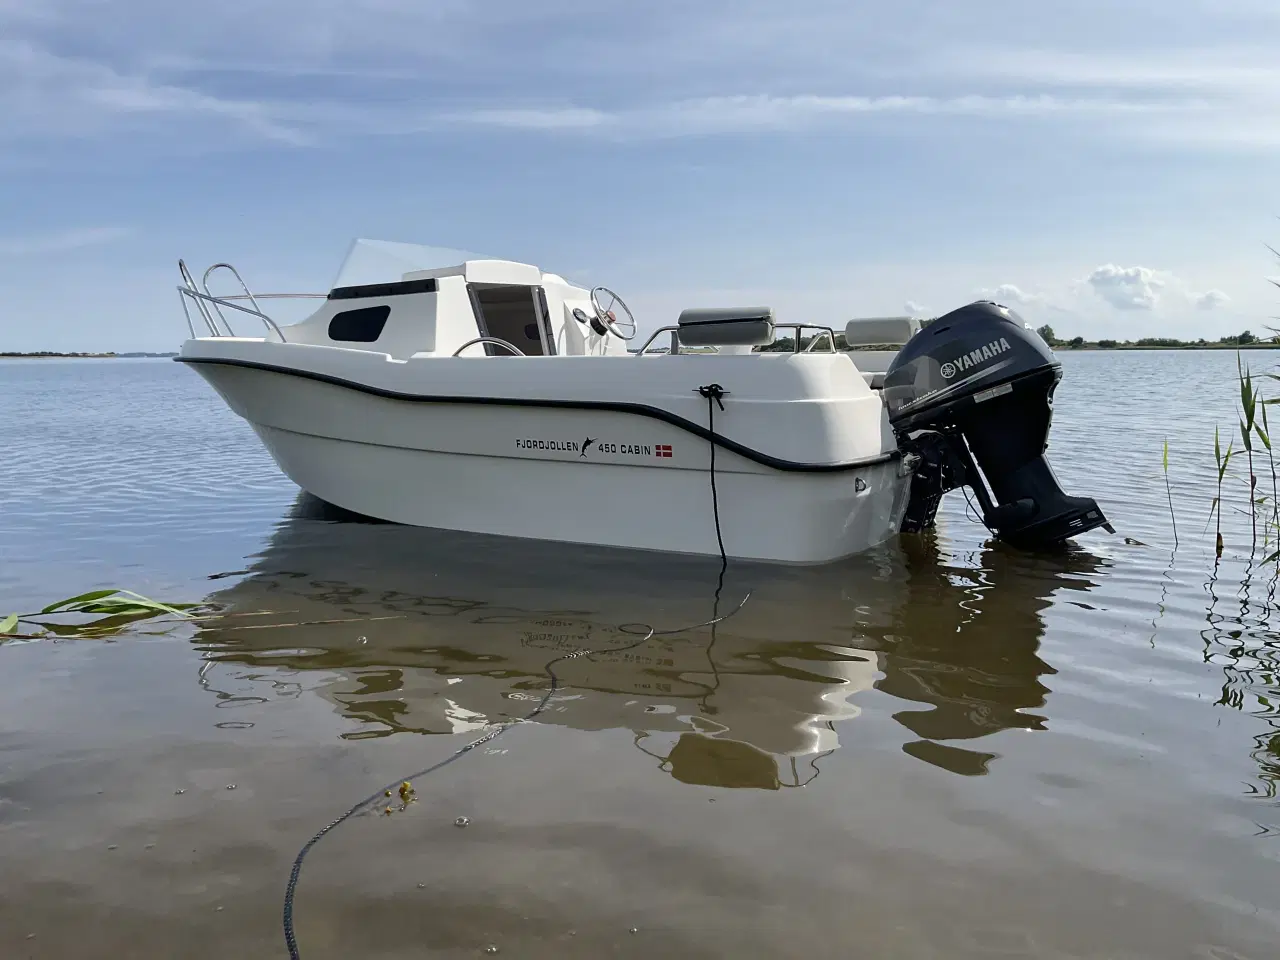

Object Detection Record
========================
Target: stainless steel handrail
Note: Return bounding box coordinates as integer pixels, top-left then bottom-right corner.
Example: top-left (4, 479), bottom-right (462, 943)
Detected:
top-left (179, 259), bottom-right (221, 337)
top-left (633, 322), bottom-right (838, 356)
top-left (211, 293), bottom-right (328, 301)
top-left (634, 325), bottom-right (681, 355)
top-left (451, 337), bottom-right (526, 357)
top-left (801, 326), bottom-right (837, 353)
top-left (202, 263), bottom-right (263, 330)
top-left (177, 287), bottom-right (287, 342)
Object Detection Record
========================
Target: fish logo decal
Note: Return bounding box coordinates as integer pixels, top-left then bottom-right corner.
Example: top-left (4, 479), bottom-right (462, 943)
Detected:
top-left (580, 437), bottom-right (596, 457)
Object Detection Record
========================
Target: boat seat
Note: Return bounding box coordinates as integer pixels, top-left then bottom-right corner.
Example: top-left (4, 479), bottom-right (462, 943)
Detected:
top-left (677, 307), bottom-right (775, 347)
top-left (845, 316), bottom-right (920, 348)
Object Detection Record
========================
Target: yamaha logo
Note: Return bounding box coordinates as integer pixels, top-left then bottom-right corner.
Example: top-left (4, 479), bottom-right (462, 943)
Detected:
top-left (941, 337), bottom-right (1012, 380)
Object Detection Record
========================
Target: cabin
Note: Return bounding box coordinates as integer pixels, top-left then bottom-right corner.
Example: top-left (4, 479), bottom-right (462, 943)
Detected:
top-left (283, 257), bottom-right (627, 359)
top-left (181, 238), bottom-right (925, 393)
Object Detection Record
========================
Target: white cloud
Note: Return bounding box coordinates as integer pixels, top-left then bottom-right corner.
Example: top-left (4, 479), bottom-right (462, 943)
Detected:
top-left (1, 3), bottom-right (1276, 148)
top-left (1195, 288), bottom-right (1230, 310)
top-left (0, 39), bottom-right (306, 145)
top-left (445, 106), bottom-right (611, 130)
top-left (443, 93), bottom-right (1193, 139)
top-left (0, 226), bottom-right (132, 256)
top-left (1086, 264), bottom-right (1166, 310)
top-left (979, 283), bottom-right (1047, 305)
top-left (904, 300), bottom-right (926, 315)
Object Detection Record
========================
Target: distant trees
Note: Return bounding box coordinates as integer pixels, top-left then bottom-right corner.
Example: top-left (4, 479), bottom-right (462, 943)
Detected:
top-left (1097, 339), bottom-right (1118, 348)
top-left (1035, 324), bottom-right (1057, 345)
top-left (1067, 336), bottom-right (1085, 348)
top-left (1221, 330), bottom-right (1259, 345)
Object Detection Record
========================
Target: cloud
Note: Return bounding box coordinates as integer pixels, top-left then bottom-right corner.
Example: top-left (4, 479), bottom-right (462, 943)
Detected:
top-left (444, 92), bottom-right (1193, 139)
top-left (0, 226), bottom-right (132, 256)
top-left (904, 300), bottom-right (926, 315)
top-left (445, 106), bottom-right (611, 131)
top-left (1, 2), bottom-right (1275, 149)
top-left (0, 39), bottom-right (306, 145)
top-left (1086, 264), bottom-right (1166, 310)
top-left (979, 283), bottom-right (1047, 305)
top-left (1195, 288), bottom-right (1230, 310)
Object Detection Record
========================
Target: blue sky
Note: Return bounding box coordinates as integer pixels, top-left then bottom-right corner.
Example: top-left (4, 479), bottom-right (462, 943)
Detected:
top-left (1, 0), bottom-right (1278, 351)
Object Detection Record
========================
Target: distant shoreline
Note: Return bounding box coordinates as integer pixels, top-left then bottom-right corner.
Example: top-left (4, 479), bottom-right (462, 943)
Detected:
top-left (0, 352), bottom-right (178, 359)
top-left (1054, 343), bottom-right (1280, 351)
top-left (5, 344), bottom-right (1279, 359)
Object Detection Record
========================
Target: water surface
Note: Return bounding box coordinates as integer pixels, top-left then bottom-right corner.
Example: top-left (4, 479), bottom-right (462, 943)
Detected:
top-left (1, 353), bottom-right (1277, 958)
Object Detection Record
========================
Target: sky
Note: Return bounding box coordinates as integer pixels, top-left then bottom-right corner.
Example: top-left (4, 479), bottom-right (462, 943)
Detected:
top-left (1, 0), bottom-right (1278, 352)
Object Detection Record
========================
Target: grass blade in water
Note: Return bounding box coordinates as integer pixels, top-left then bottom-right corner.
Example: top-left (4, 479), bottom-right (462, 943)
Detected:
top-left (40, 589), bottom-right (119, 615)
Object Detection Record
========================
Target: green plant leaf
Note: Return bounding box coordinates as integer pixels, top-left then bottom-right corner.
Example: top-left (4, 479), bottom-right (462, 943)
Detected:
top-left (116, 590), bottom-right (196, 611)
top-left (1258, 423), bottom-right (1272, 450)
top-left (1241, 368), bottom-right (1256, 427)
top-left (1264, 549), bottom-right (1280, 564)
top-left (0, 613), bottom-right (18, 634)
top-left (40, 589), bottom-right (119, 615)
top-left (38, 589), bottom-right (196, 623)
top-left (72, 597), bottom-right (190, 616)
top-left (1240, 420), bottom-right (1253, 453)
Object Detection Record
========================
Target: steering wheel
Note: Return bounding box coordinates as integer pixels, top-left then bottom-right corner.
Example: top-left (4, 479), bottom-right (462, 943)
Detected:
top-left (590, 286), bottom-right (638, 341)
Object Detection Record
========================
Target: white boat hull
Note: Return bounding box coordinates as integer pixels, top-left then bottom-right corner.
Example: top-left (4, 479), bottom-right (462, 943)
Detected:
top-left (186, 353), bottom-right (913, 564)
top-left (253, 421), bottom-right (908, 563)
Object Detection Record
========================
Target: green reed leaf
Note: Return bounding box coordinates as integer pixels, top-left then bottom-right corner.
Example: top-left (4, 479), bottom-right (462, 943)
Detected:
top-left (0, 613), bottom-right (18, 634)
top-left (38, 589), bottom-right (196, 622)
top-left (40, 589), bottom-right (119, 615)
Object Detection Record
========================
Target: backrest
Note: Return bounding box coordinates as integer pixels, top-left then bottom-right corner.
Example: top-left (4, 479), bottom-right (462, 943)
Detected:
top-left (677, 307), bottom-right (775, 347)
top-left (844, 316), bottom-right (920, 348)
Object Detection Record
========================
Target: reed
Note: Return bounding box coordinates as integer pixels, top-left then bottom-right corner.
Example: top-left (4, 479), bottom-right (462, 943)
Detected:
top-left (0, 589), bottom-right (409, 642)
top-left (0, 589), bottom-right (199, 641)
top-left (1238, 353), bottom-right (1260, 551)
top-left (1210, 425), bottom-right (1233, 558)
top-left (1163, 438), bottom-right (1178, 546)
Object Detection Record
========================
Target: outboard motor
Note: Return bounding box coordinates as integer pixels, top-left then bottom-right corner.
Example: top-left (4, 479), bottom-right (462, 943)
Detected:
top-left (884, 301), bottom-right (1112, 549)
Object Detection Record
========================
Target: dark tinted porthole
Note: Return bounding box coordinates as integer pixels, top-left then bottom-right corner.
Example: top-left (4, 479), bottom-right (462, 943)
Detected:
top-left (328, 305), bottom-right (391, 342)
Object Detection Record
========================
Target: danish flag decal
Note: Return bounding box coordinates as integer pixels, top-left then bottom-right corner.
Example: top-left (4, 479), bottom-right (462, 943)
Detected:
top-left (655, 444), bottom-right (673, 458)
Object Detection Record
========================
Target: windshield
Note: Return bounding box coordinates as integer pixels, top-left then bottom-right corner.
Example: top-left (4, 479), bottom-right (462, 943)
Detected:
top-left (330, 238), bottom-right (488, 289)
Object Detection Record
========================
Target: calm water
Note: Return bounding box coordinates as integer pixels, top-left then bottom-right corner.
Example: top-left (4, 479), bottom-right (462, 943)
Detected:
top-left (1, 352), bottom-right (1278, 959)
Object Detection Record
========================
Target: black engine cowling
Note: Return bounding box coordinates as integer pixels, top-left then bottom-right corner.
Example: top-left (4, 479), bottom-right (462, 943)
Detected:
top-left (885, 301), bottom-right (1112, 549)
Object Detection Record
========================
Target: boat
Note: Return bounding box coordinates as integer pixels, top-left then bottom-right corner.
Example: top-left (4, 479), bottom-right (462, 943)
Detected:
top-left (175, 238), bottom-right (1111, 563)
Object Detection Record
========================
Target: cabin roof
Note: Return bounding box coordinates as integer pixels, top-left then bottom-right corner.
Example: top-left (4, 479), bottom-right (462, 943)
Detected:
top-left (403, 259), bottom-right (543, 286)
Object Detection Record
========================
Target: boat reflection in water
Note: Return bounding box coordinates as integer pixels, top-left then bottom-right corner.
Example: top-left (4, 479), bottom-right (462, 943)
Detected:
top-left (852, 535), bottom-right (1107, 775)
top-left (194, 496), bottom-right (1107, 786)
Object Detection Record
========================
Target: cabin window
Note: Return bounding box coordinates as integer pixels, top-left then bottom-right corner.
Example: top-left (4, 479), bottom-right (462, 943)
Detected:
top-left (468, 284), bottom-right (554, 356)
top-left (328, 305), bottom-right (391, 342)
